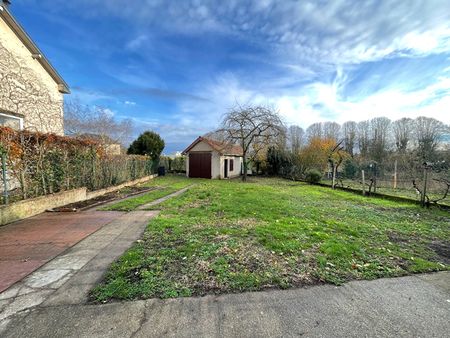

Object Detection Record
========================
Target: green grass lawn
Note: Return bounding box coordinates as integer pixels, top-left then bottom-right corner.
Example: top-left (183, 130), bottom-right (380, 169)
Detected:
top-left (102, 175), bottom-right (193, 211)
top-left (91, 176), bottom-right (450, 301)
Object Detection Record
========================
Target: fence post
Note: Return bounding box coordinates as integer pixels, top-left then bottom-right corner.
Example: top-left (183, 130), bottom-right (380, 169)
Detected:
top-left (2, 152), bottom-right (9, 204)
top-left (393, 159), bottom-right (397, 189)
top-left (361, 170), bottom-right (365, 196)
top-left (421, 167), bottom-right (428, 207)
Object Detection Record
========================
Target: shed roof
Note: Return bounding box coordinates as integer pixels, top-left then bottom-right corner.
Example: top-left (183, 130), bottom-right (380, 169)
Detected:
top-left (182, 136), bottom-right (243, 156)
top-left (0, 3), bottom-right (70, 94)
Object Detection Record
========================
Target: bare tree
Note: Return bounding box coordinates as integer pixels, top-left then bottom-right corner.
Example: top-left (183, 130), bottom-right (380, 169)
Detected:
top-left (306, 122), bottom-right (323, 140)
top-left (393, 118), bottom-right (413, 152)
top-left (322, 121), bottom-right (341, 141)
top-left (341, 121), bottom-right (357, 156)
top-left (357, 120), bottom-right (370, 157)
top-left (288, 125), bottom-right (305, 153)
top-left (220, 104), bottom-right (285, 181)
top-left (414, 116), bottom-right (447, 160)
top-left (64, 99), bottom-right (133, 146)
top-left (369, 117), bottom-right (391, 162)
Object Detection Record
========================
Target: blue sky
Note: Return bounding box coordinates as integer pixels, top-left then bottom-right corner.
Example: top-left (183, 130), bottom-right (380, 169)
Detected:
top-left (11, 0), bottom-right (450, 153)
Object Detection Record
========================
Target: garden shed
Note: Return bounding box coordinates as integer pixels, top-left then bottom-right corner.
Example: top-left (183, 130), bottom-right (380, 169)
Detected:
top-left (182, 136), bottom-right (243, 179)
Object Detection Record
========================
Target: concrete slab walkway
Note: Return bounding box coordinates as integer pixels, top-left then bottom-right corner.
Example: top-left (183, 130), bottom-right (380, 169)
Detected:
top-left (1, 272), bottom-right (449, 337)
top-left (136, 185), bottom-right (194, 210)
top-left (0, 211), bottom-right (123, 293)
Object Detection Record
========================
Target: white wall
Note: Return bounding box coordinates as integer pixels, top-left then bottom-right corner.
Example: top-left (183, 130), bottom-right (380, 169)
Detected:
top-left (219, 155), bottom-right (242, 179)
top-left (211, 151), bottom-right (221, 179)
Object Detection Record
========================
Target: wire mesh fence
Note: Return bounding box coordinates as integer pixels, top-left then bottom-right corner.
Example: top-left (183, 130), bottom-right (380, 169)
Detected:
top-left (320, 158), bottom-right (450, 207)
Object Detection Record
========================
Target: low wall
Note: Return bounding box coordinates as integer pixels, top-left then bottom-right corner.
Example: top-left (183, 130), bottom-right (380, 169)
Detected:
top-left (0, 174), bottom-right (157, 226)
top-left (86, 174), bottom-right (157, 199)
top-left (0, 188), bottom-right (87, 225)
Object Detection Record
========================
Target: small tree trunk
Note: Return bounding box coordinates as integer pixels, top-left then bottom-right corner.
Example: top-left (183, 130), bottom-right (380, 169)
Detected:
top-left (332, 164), bottom-right (337, 189)
top-left (421, 168), bottom-right (428, 207)
top-left (242, 153), bottom-right (247, 182)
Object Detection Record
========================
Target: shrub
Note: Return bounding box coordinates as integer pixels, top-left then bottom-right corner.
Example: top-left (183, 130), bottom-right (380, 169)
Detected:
top-left (304, 169), bottom-right (322, 184)
top-left (267, 146), bottom-right (291, 176)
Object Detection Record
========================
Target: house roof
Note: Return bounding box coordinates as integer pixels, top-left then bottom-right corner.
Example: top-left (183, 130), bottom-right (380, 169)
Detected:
top-left (182, 136), bottom-right (243, 156)
top-left (0, 3), bottom-right (70, 94)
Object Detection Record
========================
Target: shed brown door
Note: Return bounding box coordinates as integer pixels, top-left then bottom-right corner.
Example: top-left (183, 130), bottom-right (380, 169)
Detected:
top-left (189, 152), bottom-right (212, 178)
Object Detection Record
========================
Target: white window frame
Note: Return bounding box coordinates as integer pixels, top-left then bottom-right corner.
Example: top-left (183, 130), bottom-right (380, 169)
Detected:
top-left (0, 112), bottom-right (23, 130)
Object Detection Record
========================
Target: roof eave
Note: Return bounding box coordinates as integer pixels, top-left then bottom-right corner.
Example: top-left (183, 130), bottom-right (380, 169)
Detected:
top-left (0, 5), bottom-right (70, 94)
top-left (181, 136), bottom-right (203, 155)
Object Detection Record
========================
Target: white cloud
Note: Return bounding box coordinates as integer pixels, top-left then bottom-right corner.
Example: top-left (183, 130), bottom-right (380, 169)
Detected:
top-left (174, 70), bottom-right (450, 133)
top-left (275, 75), bottom-right (450, 127)
top-left (38, 0), bottom-right (450, 65)
top-left (124, 100), bottom-right (136, 105)
top-left (125, 35), bottom-right (149, 51)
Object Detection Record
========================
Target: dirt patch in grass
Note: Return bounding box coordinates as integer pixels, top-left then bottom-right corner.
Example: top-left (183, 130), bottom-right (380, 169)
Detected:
top-left (429, 241), bottom-right (450, 264)
top-left (387, 231), bottom-right (412, 244)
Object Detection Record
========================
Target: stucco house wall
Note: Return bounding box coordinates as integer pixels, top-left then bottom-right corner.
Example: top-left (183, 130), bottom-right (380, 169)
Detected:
top-left (0, 4), bottom-right (68, 135)
top-left (220, 155), bottom-right (242, 179)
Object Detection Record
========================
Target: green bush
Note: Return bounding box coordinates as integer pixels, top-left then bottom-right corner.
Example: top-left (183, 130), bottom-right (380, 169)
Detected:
top-left (304, 169), bottom-right (322, 184)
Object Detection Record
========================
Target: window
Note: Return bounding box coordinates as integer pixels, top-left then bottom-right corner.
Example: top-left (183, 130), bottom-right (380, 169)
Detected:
top-left (229, 159), bottom-right (234, 171)
top-left (0, 112), bottom-right (23, 130)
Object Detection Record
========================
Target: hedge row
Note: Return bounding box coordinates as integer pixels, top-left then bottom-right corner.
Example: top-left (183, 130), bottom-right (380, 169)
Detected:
top-left (0, 127), bottom-right (154, 203)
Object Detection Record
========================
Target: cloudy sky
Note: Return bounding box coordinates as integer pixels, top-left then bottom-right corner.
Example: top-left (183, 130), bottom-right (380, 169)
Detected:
top-left (12, 0), bottom-right (450, 152)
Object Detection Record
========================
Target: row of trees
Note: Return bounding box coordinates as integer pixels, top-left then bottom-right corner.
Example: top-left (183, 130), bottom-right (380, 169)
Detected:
top-left (288, 116), bottom-right (448, 162)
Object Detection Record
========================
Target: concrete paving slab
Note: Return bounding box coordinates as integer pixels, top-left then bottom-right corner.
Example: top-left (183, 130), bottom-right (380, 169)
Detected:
top-left (3, 301), bottom-right (147, 338)
top-left (23, 269), bottom-right (73, 288)
top-left (137, 185), bottom-right (193, 210)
